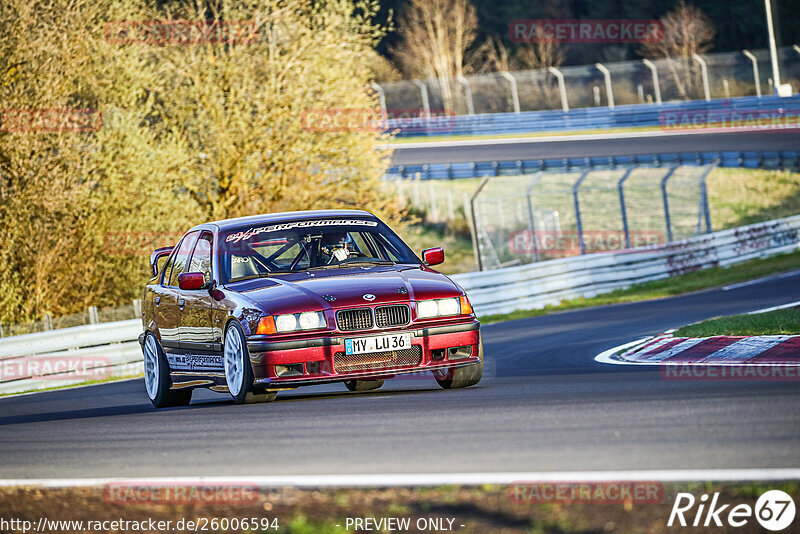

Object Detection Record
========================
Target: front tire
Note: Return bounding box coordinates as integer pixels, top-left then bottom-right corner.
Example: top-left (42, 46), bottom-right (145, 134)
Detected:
top-left (433, 341), bottom-right (484, 389)
top-left (224, 321), bottom-right (274, 404)
top-left (142, 332), bottom-right (192, 408)
top-left (344, 379), bottom-right (384, 392)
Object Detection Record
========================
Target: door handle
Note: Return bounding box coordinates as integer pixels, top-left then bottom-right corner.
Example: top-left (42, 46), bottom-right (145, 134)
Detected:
top-left (178, 298), bottom-right (185, 309)
top-left (155, 296), bottom-right (161, 305)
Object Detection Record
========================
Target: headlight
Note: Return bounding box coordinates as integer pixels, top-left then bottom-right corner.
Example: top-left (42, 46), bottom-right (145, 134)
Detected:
top-left (417, 300), bottom-right (439, 318)
top-left (416, 297), bottom-right (461, 319)
top-left (272, 311), bottom-right (327, 333)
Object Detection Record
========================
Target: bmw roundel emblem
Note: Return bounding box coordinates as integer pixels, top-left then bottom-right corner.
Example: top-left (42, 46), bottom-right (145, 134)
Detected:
top-left (362, 293), bottom-right (376, 301)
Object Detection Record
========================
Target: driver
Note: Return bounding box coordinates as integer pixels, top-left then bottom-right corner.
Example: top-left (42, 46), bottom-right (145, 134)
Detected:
top-left (320, 232), bottom-right (353, 263)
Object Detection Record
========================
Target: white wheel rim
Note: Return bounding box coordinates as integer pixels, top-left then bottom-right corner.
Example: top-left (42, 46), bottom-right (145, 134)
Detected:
top-left (143, 335), bottom-right (160, 400)
top-left (224, 326), bottom-right (245, 397)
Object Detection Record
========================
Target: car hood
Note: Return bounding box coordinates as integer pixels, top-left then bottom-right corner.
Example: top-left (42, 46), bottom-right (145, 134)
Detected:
top-left (228, 265), bottom-right (461, 315)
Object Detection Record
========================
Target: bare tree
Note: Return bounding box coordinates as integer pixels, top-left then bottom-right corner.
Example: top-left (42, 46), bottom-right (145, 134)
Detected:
top-left (392, 0), bottom-right (477, 113)
top-left (641, 1), bottom-right (715, 99)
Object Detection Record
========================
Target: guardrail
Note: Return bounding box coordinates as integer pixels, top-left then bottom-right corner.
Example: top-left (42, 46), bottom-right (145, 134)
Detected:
top-left (1, 214), bottom-right (797, 394)
top-left (385, 94), bottom-right (800, 137)
top-left (0, 320), bottom-right (142, 395)
top-left (451, 215), bottom-right (800, 316)
top-left (387, 150), bottom-right (800, 180)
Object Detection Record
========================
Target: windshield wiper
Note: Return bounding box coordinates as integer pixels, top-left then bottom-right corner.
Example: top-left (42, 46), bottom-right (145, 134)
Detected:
top-left (306, 260), bottom-right (394, 271)
top-left (228, 272), bottom-right (292, 282)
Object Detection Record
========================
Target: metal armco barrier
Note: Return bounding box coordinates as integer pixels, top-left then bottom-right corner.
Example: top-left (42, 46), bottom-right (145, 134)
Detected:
top-left (388, 150), bottom-right (800, 180)
top-left (0, 320), bottom-right (142, 394)
top-left (451, 215), bottom-right (800, 316)
top-left (385, 94), bottom-right (800, 138)
top-left (1, 214), bottom-right (798, 393)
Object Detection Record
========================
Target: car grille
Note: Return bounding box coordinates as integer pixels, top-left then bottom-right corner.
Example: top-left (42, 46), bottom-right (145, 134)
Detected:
top-left (334, 346), bottom-right (422, 373)
top-left (336, 308), bottom-right (373, 331)
top-left (375, 304), bottom-right (410, 328)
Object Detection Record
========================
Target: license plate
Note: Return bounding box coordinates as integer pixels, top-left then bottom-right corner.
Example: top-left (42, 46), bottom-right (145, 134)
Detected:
top-left (345, 333), bottom-right (411, 355)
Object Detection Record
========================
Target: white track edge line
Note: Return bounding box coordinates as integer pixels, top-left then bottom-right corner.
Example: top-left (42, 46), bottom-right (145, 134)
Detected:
top-left (2, 469), bottom-right (800, 488)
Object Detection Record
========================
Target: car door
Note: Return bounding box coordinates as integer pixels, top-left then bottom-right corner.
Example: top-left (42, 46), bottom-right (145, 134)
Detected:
top-left (177, 231), bottom-right (222, 372)
top-left (157, 231), bottom-right (199, 357)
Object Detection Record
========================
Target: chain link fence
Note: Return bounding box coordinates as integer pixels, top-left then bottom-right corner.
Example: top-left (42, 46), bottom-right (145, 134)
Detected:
top-left (377, 46), bottom-right (800, 116)
top-left (396, 164), bottom-right (715, 271)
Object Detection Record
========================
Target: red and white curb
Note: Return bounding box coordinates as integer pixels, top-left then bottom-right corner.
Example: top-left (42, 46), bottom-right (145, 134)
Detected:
top-left (596, 333), bottom-right (800, 367)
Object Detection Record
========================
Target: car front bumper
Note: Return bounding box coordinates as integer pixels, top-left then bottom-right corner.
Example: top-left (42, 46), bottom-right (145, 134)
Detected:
top-left (247, 320), bottom-right (481, 388)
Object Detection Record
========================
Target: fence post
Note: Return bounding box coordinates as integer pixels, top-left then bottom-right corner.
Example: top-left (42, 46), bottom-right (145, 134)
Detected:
top-left (642, 59), bottom-right (662, 104)
top-left (457, 74), bottom-right (475, 115)
top-left (742, 50), bottom-right (761, 98)
top-left (500, 71), bottom-right (520, 114)
top-left (699, 163), bottom-right (716, 233)
top-left (595, 63), bottom-right (615, 109)
top-left (428, 181), bottom-right (438, 221)
top-left (572, 170), bottom-right (592, 254)
top-left (44, 313), bottom-right (53, 331)
top-left (370, 82), bottom-right (387, 117)
top-left (412, 80), bottom-right (430, 116)
top-left (548, 67), bottom-right (569, 112)
top-left (446, 188), bottom-right (455, 220)
top-left (660, 166), bottom-right (679, 242)
top-left (692, 54), bottom-right (711, 101)
top-left (469, 176), bottom-right (491, 271)
top-left (0, 321), bottom-right (3, 338)
top-left (88, 306), bottom-right (99, 324)
top-left (617, 167), bottom-right (636, 249)
top-left (525, 172), bottom-right (544, 262)
top-left (133, 299), bottom-right (143, 319)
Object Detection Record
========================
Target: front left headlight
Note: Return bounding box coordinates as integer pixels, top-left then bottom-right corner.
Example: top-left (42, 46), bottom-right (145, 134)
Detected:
top-left (416, 297), bottom-right (461, 319)
top-left (258, 311), bottom-right (327, 334)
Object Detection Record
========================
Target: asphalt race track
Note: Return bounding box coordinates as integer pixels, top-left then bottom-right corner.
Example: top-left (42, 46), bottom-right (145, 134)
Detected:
top-left (1, 270), bottom-right (799, 479)
top-left (389, 130), bottom-right (800, 165)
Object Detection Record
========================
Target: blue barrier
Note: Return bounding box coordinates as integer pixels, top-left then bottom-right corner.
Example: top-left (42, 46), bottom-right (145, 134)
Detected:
top-left (387, 151), bottom-right (800, 180)
top-left (385, 94), bottom-right (800, 137)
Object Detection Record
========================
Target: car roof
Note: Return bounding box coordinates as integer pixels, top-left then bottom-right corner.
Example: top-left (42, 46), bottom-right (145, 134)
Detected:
top-left (193, 209), bottom-right (376, 232)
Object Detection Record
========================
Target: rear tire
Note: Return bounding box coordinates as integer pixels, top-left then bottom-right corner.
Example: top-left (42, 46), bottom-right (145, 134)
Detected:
top-left (142, 332), bottom-right (193, 408)
top-left (344, 380), bottom-right (384, 392)
top-left (433, 340), bottom-right (484, 389)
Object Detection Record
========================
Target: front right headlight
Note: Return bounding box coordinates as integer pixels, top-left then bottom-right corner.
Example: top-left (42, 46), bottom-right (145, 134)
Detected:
top-left (416, 298), bottom-right (461, 319)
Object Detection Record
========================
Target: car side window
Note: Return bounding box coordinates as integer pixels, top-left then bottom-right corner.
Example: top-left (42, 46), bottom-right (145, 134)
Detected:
top-left (166, 231), bottom-right (200, 287)
top-left (188, 232), bottom-right (213, 285)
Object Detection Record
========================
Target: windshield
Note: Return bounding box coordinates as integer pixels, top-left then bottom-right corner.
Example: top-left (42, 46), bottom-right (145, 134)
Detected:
top-left (219, 218), bottom-right (420, 283)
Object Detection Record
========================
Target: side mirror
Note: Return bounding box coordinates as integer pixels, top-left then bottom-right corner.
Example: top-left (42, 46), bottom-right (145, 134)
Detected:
top-left (178, 272), bottom-right (206, 291)
top-left (150, 246), bottom-right (174, 277)
top-left (422, 247), bottom-right (445, 266)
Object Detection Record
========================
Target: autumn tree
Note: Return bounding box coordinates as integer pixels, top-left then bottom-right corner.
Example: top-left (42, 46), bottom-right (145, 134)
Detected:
top-left (641, 1), bottom-right (715, 99)
top-left (392, 0), bottom-right (478, 113)
top-left (0, 0), bottom-right (402, 325)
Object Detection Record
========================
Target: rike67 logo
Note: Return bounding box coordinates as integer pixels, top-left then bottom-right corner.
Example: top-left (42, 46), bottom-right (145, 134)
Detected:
top-left (668, 490), bottom-right (796, 531)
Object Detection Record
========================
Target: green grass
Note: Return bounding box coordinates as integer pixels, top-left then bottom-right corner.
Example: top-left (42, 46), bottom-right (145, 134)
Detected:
top-left (478, 250), bottom-right (800, 324)
top-left (674, 307), bottom-right (800, 337)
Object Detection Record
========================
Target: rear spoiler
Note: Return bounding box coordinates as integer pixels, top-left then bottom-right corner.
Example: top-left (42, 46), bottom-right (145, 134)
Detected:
top-left (150, 246), bottom-right (174, 277)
